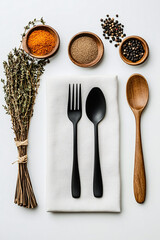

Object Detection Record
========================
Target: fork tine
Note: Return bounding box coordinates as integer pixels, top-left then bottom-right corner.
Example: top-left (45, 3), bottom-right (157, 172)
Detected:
top-left (68, 84), bottom-right (71, 111)
top-left (75, 84), bottom-right (78, 110)
top-left (72, 84), bottom-right (74, 110)
top-left (79, 84), bottom-right (82, 111)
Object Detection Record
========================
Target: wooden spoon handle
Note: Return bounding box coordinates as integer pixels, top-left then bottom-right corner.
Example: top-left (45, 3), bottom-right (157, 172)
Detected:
top-left (134, 112), bottom-right (146, 203)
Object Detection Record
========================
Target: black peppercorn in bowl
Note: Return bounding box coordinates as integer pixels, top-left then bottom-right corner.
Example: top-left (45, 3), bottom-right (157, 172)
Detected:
top-left (119, 36), bottom-right (149, 65)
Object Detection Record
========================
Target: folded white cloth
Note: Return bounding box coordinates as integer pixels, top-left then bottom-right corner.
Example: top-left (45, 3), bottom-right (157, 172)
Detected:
top-left (46, 76), bottom-right (120, 212)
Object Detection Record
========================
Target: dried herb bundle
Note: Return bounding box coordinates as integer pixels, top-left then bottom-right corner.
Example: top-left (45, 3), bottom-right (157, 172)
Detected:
top-left (1, 19), bottom-right (49, 208)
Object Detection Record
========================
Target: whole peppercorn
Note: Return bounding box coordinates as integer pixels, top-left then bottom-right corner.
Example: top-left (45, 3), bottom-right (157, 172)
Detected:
top-left (100, 14), bottom-right (126, 47)
top-left (122, 39), bottom-right (145, 62)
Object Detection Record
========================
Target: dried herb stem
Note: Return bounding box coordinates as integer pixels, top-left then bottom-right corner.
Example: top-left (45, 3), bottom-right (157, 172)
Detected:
top-left (1, 18), bottom-right (49, 208)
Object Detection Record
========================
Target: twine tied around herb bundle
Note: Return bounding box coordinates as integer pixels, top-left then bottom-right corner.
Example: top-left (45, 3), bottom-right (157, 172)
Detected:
top-left (12, 139), bottom-right (28, 164)
top-left (15, 139), bottom-right (28, 147)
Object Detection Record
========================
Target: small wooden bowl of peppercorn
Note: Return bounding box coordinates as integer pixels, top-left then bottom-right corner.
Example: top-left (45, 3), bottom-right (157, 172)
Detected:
top-left (22, 25), bottom-right (60, 59)
top-left (119, 36), bottom-right (149, 65)
top-left (68, 32), bottom-right (104, 67)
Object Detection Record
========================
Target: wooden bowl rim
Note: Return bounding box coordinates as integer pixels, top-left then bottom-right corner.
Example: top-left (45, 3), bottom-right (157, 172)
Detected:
top-left (22, 25), bottom-right (60, 59)
top-left (68, 31), bottom-right (104, 68)
top-left (119, 36), bottom-right (149, 66)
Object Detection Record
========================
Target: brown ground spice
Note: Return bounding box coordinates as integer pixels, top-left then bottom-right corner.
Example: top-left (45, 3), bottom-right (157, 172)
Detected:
top-left (70, 36), bottom-right (98, 64)
top-left (27, 30), bottom-right (56, 56)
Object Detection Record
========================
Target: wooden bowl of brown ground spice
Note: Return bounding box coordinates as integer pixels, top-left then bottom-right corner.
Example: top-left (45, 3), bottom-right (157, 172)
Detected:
top-left (22, 25), bottom-right (60, 59)
top-left (68, 32), bottom-right (104, 67)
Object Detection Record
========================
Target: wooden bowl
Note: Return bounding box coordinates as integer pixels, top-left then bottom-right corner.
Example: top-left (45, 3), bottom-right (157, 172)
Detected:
top-left (119, 36), bottom-right (149, 66)
top-left (68, 32), bottom-right (104, 67)
top-left (22, 25), bottom-right (60, 59)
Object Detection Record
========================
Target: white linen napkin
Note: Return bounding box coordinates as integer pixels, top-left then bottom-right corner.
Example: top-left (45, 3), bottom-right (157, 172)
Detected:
top-left (46, 76), bottom-right (120, 212)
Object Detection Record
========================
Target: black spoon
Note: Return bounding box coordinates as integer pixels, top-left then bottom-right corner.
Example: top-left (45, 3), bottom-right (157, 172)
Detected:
top-left (86, 87), bottom-right (106, 198)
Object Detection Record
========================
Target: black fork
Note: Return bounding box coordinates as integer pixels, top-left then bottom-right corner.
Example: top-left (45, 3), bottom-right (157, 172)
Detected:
top-left (67, 84), bottom-right (82, 198)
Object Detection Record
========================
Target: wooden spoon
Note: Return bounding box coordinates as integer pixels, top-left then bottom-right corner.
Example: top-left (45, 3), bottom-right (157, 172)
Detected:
top-left (126, 74), bottom-right (149, 203)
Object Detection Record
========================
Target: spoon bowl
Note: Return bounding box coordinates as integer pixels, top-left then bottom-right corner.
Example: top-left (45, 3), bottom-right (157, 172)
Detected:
top-left (86, 87), bottom-right (106, 124)
top-left (126, 74), bottom-right (149, 111)
top-left (126, 74), bottom-right (149, 204)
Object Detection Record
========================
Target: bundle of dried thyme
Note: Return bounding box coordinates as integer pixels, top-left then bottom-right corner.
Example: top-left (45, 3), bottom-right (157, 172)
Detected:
top-left (1, 18), bottom-right (49, 208)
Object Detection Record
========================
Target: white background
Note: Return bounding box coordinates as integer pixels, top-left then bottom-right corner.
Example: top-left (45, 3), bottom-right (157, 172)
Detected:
top-left (0, 0), bottom-right (160, 239)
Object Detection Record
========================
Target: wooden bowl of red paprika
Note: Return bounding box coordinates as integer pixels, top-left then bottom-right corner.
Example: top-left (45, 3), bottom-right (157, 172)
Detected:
top-left (22, 25), bottom-right (60, 59)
